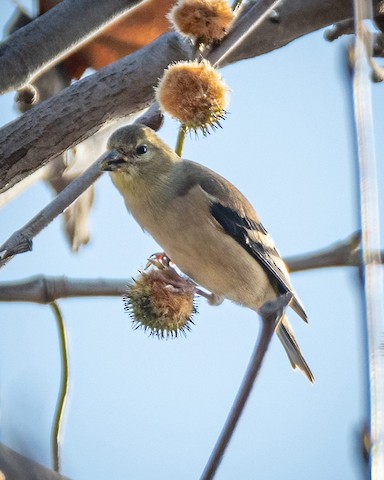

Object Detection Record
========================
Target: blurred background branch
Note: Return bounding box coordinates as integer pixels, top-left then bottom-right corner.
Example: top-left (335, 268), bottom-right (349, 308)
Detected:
top-left (0, 0), bottom-right (145, 93)
top-left (0, 443), bottom-right (68, 480)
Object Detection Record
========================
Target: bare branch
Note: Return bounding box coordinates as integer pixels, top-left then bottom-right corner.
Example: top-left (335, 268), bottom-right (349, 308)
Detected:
top-left (200, 293), bottom-right (292, 480)
top-left (0, 0), bottom-right (145, 93)
top-left (285, 232), bottom-right (364, 272)
top-left (0, 276), bottom-right (128, 303)
top-left (352, 0), bottom-right (384, 474)
top-left (0, 442), bottom-right (68, 480)
top-left (1, 233), bottom-right (384, 303)
top-left (223, 0), bottom-right (353, 65)
top-left (324, 18), bottom-right (354, 41)
top-left (0, 159), bottom-right (104, 266)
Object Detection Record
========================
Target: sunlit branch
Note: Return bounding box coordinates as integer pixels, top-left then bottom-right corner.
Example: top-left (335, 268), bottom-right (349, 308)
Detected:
top-left (352, 0), bottom-right (384, 476)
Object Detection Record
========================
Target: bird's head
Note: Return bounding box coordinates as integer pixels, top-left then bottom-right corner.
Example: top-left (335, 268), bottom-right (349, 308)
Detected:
top-left (101, 124), bottom-right (180, 181)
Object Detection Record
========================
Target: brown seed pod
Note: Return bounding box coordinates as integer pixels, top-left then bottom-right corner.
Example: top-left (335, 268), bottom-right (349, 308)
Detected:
top-left (169, 0), bottom-right (234, 43)
top-left (124, 268), bottom-right (197, 338)
top-left (156, 59), bottom-right (229, 134)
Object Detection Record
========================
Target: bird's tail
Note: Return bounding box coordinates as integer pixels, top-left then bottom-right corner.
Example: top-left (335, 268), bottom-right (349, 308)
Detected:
top-left (276, 315), bottom-right (314, 383)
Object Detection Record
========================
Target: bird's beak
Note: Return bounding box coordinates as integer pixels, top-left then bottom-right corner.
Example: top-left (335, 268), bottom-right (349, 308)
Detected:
top-left (100, 149), bottom-right (126, 172)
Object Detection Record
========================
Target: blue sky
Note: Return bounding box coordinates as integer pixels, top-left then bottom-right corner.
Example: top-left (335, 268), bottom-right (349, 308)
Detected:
top-left (1, 1), bottom-right (383, 479)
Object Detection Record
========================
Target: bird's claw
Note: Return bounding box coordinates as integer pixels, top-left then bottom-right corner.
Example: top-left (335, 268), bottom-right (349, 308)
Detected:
top-left (195, 288), bottom-right (224, 306)
top-left (146, 252), bottom-right (173, 270)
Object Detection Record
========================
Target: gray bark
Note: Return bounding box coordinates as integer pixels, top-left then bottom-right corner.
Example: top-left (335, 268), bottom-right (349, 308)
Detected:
top-left (1, 233), bottom-right (381, 303)
top-left (0, 0), bottom-right (145, 93)
top-left (0, 443), bottom-right (68, 480)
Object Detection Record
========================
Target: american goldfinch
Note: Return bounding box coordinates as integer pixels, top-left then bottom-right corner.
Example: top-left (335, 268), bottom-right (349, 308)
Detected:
top-left (101, 124), bottom-right (314, 382)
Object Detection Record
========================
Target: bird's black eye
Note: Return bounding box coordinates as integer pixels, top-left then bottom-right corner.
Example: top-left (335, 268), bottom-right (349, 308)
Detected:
top-left (135, 145), bottom-right (148, 155)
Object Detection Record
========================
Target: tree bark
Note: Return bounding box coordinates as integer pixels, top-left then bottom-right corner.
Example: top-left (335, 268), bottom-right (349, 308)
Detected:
top-left (0, 443), bottom-right (68, 480)
top-left (0, 0), bottom-right (145, 93)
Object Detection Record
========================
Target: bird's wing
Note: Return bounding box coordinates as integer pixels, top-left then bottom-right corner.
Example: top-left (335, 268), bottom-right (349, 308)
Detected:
top-left (177, 161), bottom-right (308, 322)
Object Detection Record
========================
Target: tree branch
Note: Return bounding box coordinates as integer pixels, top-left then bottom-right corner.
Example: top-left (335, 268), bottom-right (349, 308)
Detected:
top-left (352, 0), bottom-right (384, 475)
top-left (0, 276), bottom-right (128, 303)
top-left (220, 0), bottom-right (353, 65)
top-left (1, 233), bottom-right (384, 303)
top-left (0, 443), bottom-right (68, 480)
top-left (200, 293), bottom-right (292, 480)
top-left (286, 231), bottom-right (365, 272)
top-left (0, 159), bottom-right (104, 265)
top-left (0, 0), bottom-right (145, 94)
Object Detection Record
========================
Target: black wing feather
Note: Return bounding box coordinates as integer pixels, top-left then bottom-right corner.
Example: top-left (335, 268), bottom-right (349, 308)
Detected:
top-left (210, 202), bottom-right (290, 296)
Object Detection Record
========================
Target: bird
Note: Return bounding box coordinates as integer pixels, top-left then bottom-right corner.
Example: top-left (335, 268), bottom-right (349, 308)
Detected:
top-left (101, 123), bottom-right (314, 382)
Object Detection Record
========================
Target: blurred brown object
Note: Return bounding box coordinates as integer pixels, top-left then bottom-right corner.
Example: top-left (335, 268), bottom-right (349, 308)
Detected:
top-left (39, 0), bottom-right (176, 79)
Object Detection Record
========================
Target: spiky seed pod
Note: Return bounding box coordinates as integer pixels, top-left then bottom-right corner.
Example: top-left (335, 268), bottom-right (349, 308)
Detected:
top-left (124, 268), bottom-right (196, 338)
top-left (169, 0), bottom-right (234, 43)
top-left (156, 59), bottom-right (229, 134)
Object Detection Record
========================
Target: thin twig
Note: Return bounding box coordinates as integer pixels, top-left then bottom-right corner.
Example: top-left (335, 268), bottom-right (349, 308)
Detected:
top-left (50, 302), bottom-right (70, 473)
top-left (0, 159), bottom-right (104, 266)
top-left (200, 293), bottom-right (292, 480)
top-left (352, 1), bottom-right (384, 477)
top-left (231, 0), bottom-right (245, 13)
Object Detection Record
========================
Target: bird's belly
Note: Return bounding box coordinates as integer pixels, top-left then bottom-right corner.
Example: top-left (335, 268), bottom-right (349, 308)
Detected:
top-left (149, 216), bottom-right (276, 312)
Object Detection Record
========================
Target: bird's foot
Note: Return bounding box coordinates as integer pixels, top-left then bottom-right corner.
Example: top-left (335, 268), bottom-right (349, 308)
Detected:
top-left (195, 288), bottom-right (224, 306)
